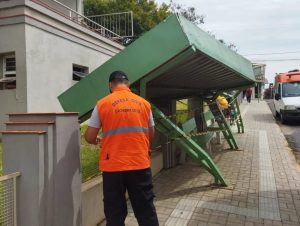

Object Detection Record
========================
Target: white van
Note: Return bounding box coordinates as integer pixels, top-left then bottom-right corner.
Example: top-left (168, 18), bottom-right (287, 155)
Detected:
top-left (273, 70), bottom-right (300, 123)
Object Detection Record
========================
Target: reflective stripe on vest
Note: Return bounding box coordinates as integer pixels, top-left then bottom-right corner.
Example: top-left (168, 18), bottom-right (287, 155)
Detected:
top-left (96, 86), bottom-right (152, 171)
top-left (102, 126), bottom-right (149, 138)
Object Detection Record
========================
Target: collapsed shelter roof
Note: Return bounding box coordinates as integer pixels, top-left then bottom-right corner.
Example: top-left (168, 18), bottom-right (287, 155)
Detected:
top-left (58, 14), bottom-right (255, 120)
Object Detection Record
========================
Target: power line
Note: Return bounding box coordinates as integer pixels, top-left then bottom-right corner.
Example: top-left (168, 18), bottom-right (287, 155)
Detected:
top-left (251, 58), bottom-right (300, 62)
top-left (243, 50), bottom-right (300, 56)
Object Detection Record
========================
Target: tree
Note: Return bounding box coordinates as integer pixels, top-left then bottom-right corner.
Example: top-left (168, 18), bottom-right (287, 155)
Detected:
top-left (84, 0), bottom-right (236, 49)
top-left (84, 0), bottom-right (171, 37)
top-left (168, 0), bottom-right (205, 25)
top-left (168, 1), bottom-right (236, 50)
top-left (84, 0), bottom-right (206, 37)
top-left (218, 39), bottom-right (237, 51)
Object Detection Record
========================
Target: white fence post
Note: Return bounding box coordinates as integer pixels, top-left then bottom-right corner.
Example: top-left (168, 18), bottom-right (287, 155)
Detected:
top-left (0, 172), bottom-right (20, 226)
top-left (13, 175), bottom-right (17, 226)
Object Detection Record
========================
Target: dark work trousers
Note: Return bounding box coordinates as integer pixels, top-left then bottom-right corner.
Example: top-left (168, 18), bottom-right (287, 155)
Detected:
top-left (102, 168), bottom-right (159, 226)
top-left (246, 96), bottom-right (251, 103)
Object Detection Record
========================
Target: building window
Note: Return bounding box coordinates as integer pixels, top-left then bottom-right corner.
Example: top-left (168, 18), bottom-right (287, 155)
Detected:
top-left (73, 64), bottom-right (89, 81)
top-left (0, 54), bottom-right (16, 90)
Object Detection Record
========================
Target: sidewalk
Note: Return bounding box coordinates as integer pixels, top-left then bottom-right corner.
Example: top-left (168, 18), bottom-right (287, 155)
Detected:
top-left (107, 101), bottom-right (300, 226)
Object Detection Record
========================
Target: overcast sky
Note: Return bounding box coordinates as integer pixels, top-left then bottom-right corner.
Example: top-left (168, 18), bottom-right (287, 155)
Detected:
top-left (156, 0), bottom-right (300, 84)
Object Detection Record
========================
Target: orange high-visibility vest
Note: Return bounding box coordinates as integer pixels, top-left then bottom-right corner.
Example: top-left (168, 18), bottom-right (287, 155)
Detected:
top-left (97, 86), bottom-right (151, 172)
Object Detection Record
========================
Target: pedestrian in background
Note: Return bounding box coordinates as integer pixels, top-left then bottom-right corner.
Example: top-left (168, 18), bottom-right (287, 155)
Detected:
top-left (84, 71), bottom-right (159, 226)
top-left (242, 90), bottom-right (246, 102)
top-left (245, 87), bottom-right (252, 103)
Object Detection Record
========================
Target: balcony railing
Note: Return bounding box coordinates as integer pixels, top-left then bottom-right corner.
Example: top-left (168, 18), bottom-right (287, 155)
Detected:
top-left (87, 11), bottom-right (134, 40)
top-left (30, 0), bottom-right (125, 44)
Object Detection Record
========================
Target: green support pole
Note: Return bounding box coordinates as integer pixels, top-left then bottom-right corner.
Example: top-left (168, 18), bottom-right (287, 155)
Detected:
top-left (140, 66), bottom-right (227, 186)
top-left (222, 91), bottom-right (244, 134)
top-left (207, 99), bottom-right (239, 150)
top-left (232, 91), bottom-right (244, 133)
top-left (152, 105), bottom-right (227, 186)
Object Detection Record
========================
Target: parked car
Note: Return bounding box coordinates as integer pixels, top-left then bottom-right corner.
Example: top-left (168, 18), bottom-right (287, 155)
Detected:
top-left (273, 70), bottom-right (300, 123)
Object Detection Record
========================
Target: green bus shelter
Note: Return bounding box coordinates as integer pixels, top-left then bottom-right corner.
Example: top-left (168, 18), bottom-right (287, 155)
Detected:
top-left (58, 14), bottom-right (255, 186)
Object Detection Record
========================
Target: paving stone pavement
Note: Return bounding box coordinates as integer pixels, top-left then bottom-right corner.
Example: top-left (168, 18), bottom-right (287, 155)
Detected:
top-left (101, 101), bottom-right (300, 226)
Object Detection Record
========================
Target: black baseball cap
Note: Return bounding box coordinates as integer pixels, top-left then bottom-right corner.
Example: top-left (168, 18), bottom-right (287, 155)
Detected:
top-left (109, 71), bottom-right (129, 82)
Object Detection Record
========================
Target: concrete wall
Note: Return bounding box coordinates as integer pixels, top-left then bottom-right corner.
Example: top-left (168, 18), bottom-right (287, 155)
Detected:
top-left (25, 24), bottom-right (113, 113)
top-left (45, 0), bottom-right (77, 11)
top-left (4, 113), bottom-right (81, 226)
top-left (0, 1), bottom-right (123, 134)
top-left (0, 24), bottom-right (27, 133)
top-left (81, 152), bottom-right (163, 226)
top-left (3, 133), bottom-right (46, 226)
top-left (41, 0), bottom-right (83, 15)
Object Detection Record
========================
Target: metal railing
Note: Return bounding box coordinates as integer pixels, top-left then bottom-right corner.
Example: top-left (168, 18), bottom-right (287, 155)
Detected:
top-left (87, 11), bottom-right (134, 40)
top-left (30, 0), bottom-right (124, 44)
top-left (0, 172), bottom-right (20, 226)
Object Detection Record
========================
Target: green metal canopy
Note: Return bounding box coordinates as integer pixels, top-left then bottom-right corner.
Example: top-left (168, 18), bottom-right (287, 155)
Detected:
top-left (58, 14), bottom-right (255, 121)
top-left (58, 14), bottom-right (255, 186)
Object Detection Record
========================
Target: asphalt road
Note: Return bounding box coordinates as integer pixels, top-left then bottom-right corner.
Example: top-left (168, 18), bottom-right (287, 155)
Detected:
top-left (266, 99), bottom-right (300, 162)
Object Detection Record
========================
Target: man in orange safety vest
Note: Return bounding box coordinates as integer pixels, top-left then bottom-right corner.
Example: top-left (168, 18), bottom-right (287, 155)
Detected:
top-left (84, 71), bottom-right (159, 226)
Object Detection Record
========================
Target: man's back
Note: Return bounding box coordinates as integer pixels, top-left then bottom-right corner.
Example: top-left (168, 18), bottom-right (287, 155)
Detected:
top-left (84, 71), bottom-right (159, 226)
top-left (97, 86), bottom-right (152, 172)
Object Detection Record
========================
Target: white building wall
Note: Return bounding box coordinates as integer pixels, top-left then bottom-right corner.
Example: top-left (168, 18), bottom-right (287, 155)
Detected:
top-left (0, 0), bottom-right (123, 135)
top-left (0, 24), bottom-right (27, 133)
top-left (25, 24), bottom-right (114, 113)
top-left (41, 0), bottom-right (83, 15)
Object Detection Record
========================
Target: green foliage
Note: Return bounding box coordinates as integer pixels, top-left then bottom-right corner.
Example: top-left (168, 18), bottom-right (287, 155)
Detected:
top-left (80, 125), bottom-right (100, 182)
top-left (84, 0), bottom-right (236, 48)
top-left (0, 143), bottom-right (2, 176)
top-left (169, 0), bottom-right (204, 25)
top-left (84, 0), bottom-right (171, 37)
top-left (176, 99), bottom-right (188, 124)
top-left (219, 39), bottom-right (238, 51)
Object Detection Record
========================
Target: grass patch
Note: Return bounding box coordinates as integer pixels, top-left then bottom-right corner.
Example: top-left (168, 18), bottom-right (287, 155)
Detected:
top-left (176, 99), bottom-right (188, 124)
top-left (0, 143), bottom-right (2, 176)
top-left (80, 125), bottom-right (100, 182)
